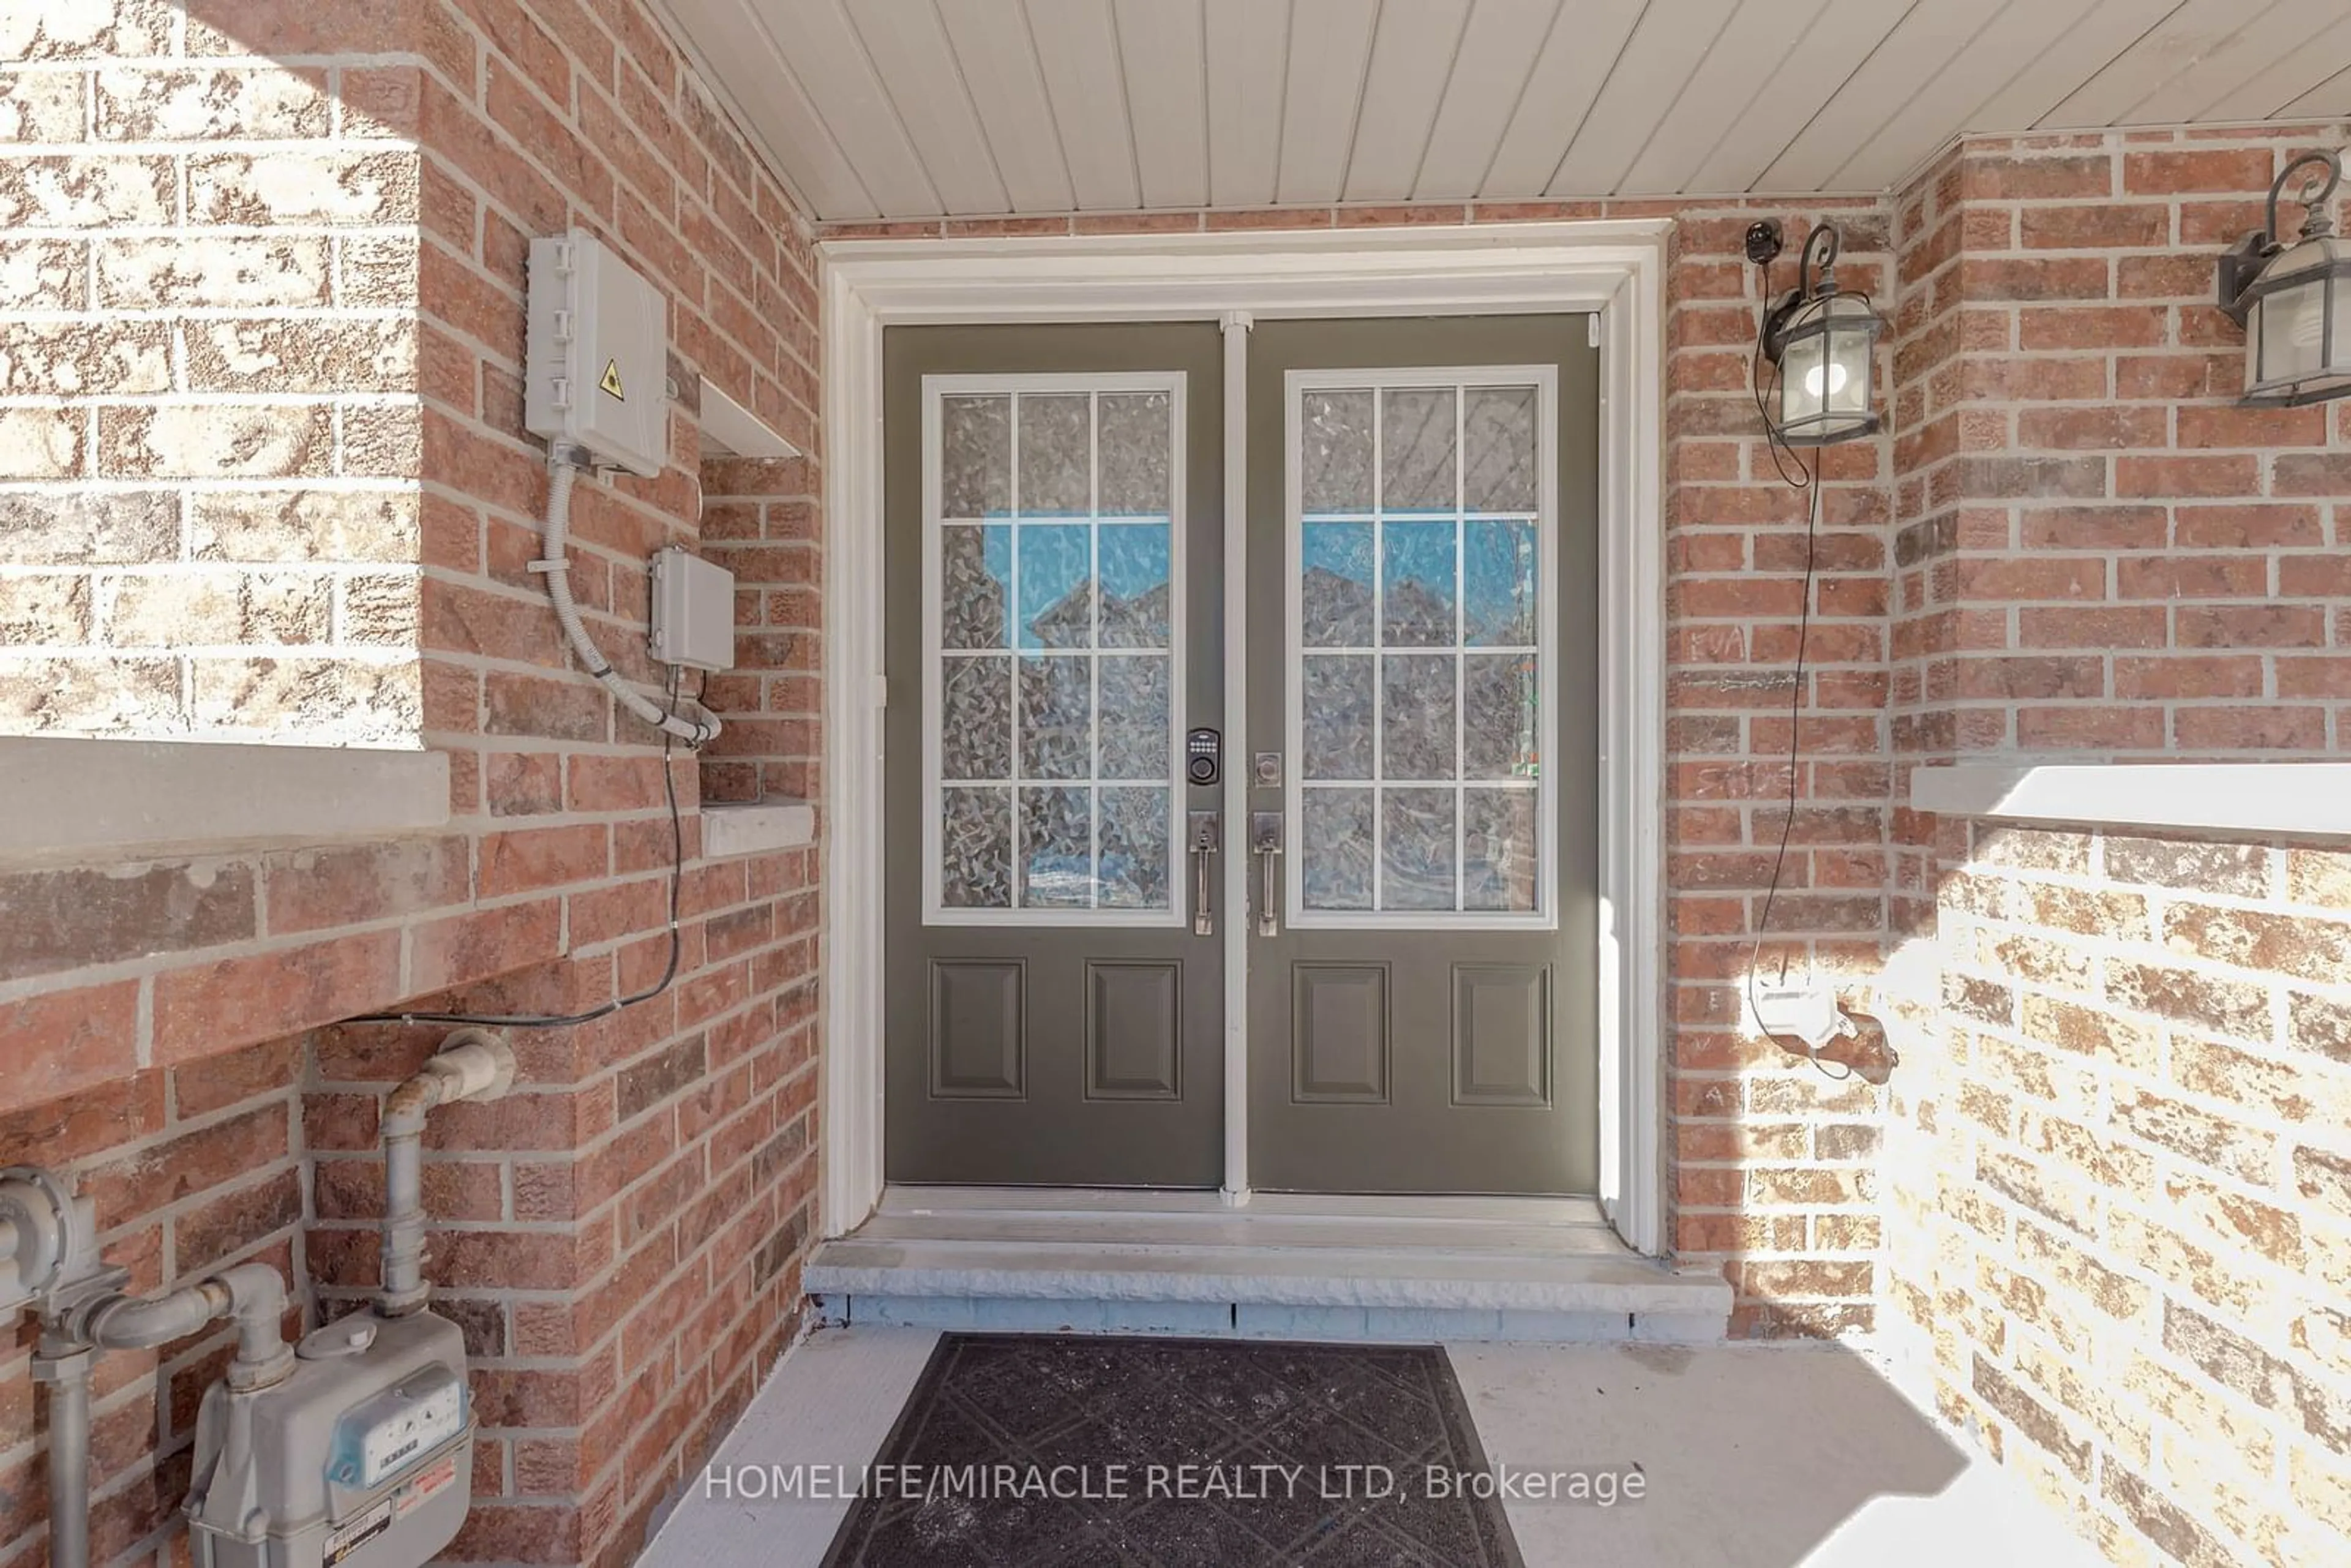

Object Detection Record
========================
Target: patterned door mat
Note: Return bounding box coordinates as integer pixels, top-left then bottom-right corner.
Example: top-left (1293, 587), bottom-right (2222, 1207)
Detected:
top-left (820, 1333), bottom-right (1525, 1567)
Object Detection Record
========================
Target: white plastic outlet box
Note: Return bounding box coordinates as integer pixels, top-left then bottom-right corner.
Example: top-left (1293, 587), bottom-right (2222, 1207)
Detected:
top-left (650, 547), bottom-right (736, 672)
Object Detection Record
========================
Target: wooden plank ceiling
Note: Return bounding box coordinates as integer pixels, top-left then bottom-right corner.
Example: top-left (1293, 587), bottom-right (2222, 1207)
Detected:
top-left (661, 0), bottom-right (2351, 221)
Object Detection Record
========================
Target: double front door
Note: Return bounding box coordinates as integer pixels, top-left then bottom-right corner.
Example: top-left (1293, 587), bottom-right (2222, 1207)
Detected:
top-left (880, 317), bottom-right (1598, 1195)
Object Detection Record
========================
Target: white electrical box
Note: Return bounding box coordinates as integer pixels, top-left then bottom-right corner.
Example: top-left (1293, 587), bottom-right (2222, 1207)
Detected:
top-left (524, 229), bottom-right (669, 478)
top-left (650, 546), bottom-right (736, 672)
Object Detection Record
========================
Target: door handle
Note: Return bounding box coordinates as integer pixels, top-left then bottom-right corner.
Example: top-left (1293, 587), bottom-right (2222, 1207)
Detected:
top-left (1188, 811), bottom-right (1220, 937)
top-left (1251, 811), bottom-right (1283, 937)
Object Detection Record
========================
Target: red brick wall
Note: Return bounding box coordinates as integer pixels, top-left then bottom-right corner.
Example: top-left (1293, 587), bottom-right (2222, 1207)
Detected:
top-left (1878, 124), bottom-right (2351, 1566)
top-left (1, 1), bottom-right (822, 1565)
top-left (1889, 126), bottom-right (2351, 776)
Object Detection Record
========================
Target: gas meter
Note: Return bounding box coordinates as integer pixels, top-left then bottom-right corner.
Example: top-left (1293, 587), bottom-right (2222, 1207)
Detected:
top-left (185, 1309), bottom-right (474, 1568)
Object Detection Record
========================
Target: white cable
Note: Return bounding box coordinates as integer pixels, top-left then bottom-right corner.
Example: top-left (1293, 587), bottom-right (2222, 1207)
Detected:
top-left (534, 456), bottom-right (720, 746)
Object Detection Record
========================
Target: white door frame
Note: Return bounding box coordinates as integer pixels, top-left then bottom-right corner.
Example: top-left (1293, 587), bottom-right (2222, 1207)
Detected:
top-left (819, 221), bottom-right (1671, 1256)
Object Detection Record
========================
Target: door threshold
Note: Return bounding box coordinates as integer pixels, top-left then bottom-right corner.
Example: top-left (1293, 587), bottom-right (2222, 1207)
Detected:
top-left (807, 1185), bottom-right (1728, 1344)
top-left (879, 1184), bottom-right (1613, 1228)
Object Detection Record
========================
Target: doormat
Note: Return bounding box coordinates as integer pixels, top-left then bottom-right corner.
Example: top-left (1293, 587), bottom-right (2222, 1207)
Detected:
top-left (820, 1333), bottom-right (1524, 1567)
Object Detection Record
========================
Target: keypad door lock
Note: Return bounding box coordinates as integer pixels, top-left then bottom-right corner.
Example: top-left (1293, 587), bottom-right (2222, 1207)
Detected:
top-left (1187, 727), bottom-right (1221, 787)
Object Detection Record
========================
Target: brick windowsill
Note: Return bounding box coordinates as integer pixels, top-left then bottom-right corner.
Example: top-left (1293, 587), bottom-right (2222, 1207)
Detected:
top-left (1913, 762), bottom-right (2351, 842)
top-left (0, 735), bottom-right (450, 867)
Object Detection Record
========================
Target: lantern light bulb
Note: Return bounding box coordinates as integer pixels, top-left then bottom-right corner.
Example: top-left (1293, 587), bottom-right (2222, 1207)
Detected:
top-left (1802, 362), bottom-right (1848, 400)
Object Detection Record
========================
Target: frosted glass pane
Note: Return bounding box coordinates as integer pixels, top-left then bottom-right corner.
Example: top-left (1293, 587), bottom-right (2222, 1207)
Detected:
top-left (940, 525), bottom-right (1009, 650)
top-left (1098, 786), bottom-right (1171, 909)
top-left (940, 396), bottom-right (1009, 517)
top-left (1018, 656), bottom-right (1092, 780)
top-left (941, 787), bottom-right (1011, 907)
top-left (1018, 394), bottom-right (1091, 514)
top-left (940, 656), bottom-right (1010, 781)
top-left (1382, 655), bottom-right (1456, 779)
top-left (1464, 790), bottom-right (1538, 912)
top-left (1382, 788), bottom-right (1456, 910)
top-left (1464, 654), bottom-right (1538, 779)
top-left (1099, 392), bottom-right (1170, 515)
top-left (1463, 387), bottom-right (1537, 512)
top-left (1302, 789), bottom-right (1374, 910)
top-left (1019, 786), bottom-right (1092, 907)
top-left (1098, 655), bottom-right (1170, 779)
top-left (1302, 655), bottom-right (1373, 780)
top-left (1382, 388), bottom-right (1455, 511)
top-left (1301, 389), bottom-right (1374, 513)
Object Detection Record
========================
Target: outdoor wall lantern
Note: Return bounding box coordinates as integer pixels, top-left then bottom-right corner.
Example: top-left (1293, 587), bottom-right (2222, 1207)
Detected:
top-left (1757, 222), bottom-right (1883, 446)
top-left (2218, 148), bottom-right (2351, 407)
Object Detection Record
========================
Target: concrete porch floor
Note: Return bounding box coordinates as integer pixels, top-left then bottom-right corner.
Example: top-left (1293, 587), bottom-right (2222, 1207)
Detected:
top-left (644, 1327), bottom-right (2105, 1567)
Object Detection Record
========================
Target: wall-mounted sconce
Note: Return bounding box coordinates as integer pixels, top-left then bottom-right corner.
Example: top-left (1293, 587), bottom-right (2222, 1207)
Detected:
top-left (2218, 149), bottom-right (2351, 407)
top-left (1756, 221), bottom-right (1883, 446)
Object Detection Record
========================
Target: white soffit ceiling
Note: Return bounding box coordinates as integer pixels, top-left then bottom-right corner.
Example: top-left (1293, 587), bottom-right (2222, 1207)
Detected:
top-left (662, 0), bottom-right (2351, 222)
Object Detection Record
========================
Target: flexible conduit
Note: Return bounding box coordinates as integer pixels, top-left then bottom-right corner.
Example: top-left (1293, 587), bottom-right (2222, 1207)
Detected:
top-left (533, 456), bottom-right (721, 746)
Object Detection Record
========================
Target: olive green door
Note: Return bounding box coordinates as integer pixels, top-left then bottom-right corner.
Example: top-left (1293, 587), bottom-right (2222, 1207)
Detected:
top-left (1243, 318), bottom-right (1601, 1195)
top-left (882, 323), bottom-right (1226, 1185)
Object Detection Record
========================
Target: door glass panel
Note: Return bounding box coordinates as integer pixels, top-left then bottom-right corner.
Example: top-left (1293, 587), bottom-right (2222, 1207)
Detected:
top-left (1380, 520), bottom-right (1455, 646)
top-left (1300, 390), bottom-right (1374, 512)
top-left (940, 524), bottom-right (1010, 648)
top-left (1099, 393), bottom-right (1171, 514)
top-left (1381, 388), bottom-right (1457, 511)
top-left (927, 380), bottom-right (1183, 922)
top-left (1300, 788), bottom-right (1374, 910)
top-left (1291, 371), bottom-right (1551, 925)
top-left (1301, 655), bottom-right (1373, 779)
top-left (1463, 388), bottom-right (1537, 512)
top-left (940, 396), bottom-right (1010, 518)
top-left (1098, 523), bottom-right (1171, 647)
top-left (1300, 521), bottom-right (1375, 645)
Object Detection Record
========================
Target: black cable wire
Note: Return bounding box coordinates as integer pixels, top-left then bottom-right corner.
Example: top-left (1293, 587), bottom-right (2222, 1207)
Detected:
top-left (1745, 240), bottom-right (1851, 1081)
top-left (348, 671), bottom-right (692, 1030)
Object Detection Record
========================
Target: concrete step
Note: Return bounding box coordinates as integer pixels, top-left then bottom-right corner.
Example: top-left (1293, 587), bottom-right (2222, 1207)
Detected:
top-left (804, 1191), bottom-right (1731, 1343)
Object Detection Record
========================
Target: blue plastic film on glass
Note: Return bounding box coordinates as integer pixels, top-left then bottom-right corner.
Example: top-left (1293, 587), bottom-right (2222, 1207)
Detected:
top-left (1464, 519), bottom-right (1537, 647)
top-left (1017, 523), bottom-right (1093, 650)
top-left (1381, 520), bottom-right (1457, 648)
top-left (1098, 522), bottom-right (1171, 648)
top-left (1300, 521), bottom-right (1376, 647)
